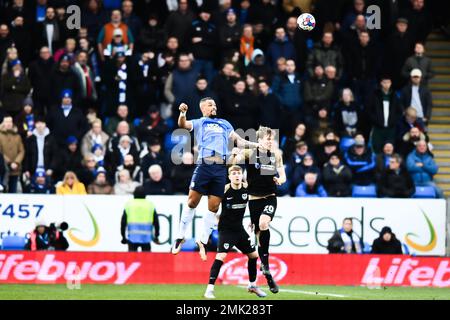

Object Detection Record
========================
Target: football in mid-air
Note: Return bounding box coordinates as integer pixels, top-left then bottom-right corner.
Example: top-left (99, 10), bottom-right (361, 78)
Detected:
top-left (297, 13), bottom-right (316, 31)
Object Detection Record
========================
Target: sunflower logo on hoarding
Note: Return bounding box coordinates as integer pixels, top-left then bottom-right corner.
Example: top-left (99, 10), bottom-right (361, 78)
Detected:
top-left (68, 205), bottom-right (100, 247)
top-left (404, 209), bottom-right (437, 252)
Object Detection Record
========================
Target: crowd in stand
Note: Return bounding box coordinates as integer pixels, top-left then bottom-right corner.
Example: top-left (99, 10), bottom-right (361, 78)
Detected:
top-left (0, 0), bottom-right (443, 198)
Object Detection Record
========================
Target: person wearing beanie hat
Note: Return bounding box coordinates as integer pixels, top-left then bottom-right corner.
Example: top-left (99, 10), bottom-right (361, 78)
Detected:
top-left (371, 226), bottom-right (403, 254)
top-left (1, 58), bottom-right (31, 118)
top-left (14, 97), bottom-right (37, 140)
top-left (322, 151), bottom-right (353, 197)
top-left (87, 166), bottom-right (114, 195)
top-left (23, 168), bottom-right (55, 194)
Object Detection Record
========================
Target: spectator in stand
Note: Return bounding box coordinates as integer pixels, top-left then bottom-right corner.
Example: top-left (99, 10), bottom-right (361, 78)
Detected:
top-left (34, 7), bottom-right (63, 55)
top-left (396, 107), bottom-right (425, 145)
top-left (282, 123), bottom-right (308, 162)
top-left (102, 28), bottom-right (132, 58)
top-left (81, 0), bottom-right (108, 41)
top-left (164, 0), bottom-right (195, 50)
top-left (23, 116), bottom-right (57, 182)
top-left (245, 49), bottom-right (272, 83)
top-left (54, 136), bottom-right (83, 182)
top-left (1, 59), bottom-right (31, 118)
top-left (348, 31), bottom-right (378, 106)
top-left (87, 167), bottom-right (114, 195)
top-left (258, 80), bottom-right (282, 130)
top-left (398, 126), bottom-right (428, 158)
top-left (333, 88), bottom-right (363, 138)
top-left (291, 153), bottom-right (321, 195)
top-left (47, 89), bottom-right (88, 148)
top-left (136, 105), bottom-right (168, 147)
top-left (81, 118), bottom-right (109, 158)
top-left (371, 226), bottom-right (403, 254)
top-left (15, 97), bottom-right (37, 141)
top-left (286, 140), bottom-right (309, 178)
top-left (271, 59), bottom-right (303, 130)
top-left (401, 42), bottom-right (433, 86)
top-left (401, 0), bottom-right (432, 43)
top-left (0, 116), bottom-right (24, 193)
top-left (1, 46), bottom-right (18, 77)
top-left (183, 76), bottom-right (217, 120)
top-left (23, 168), bottom-right (55, 194)
top-left (306, 32), bottom-right (343, 80)
top-left (0, 24), bottom-right (12, 66)
top-left (406, 140), bottom-right (443, 198)
top-left (97, 9), bottom-right (134, 61)
top-left (383, 17), bottom-right (414, 89)
top-left (285, 16), bottom-right (307, 74)
top-left (140, 138), bottom-right (169, 180)
top-left (77, 153), bottom-right (98, 187)
top-left (308, 107), bottom-right (334, 149)
top-left (104, 104), bottom-right (135, 137)
top-left (53, 38), bottom-right (76, 64)
top-left (240, 24), bottom-right (255, 68)
top-left (105, 134), bottom-right (140, 174)
top-left (164, 53), bottom-right (198, 116)
top-left (327, 218), bottom-right (363, 254)
top-left (295, 172), bottom-right (327, 197)
top-left (219, 8), bottom-right (241, 60)
top-left (114, 169), bottom-right (141, 195)
top-left (316, 139), bottom-right (340, 168)
top-left (344, 134), bottom-right (376, 186)
top-left (171, 152), bottom-right (195, 194)
top-left (50, 55), bottom-right (81, 105)
top-left (121, 0), bottom-right (142, 39)
top-left (115, 154), bottom-right (143, 184)
top-left (102, 51), bottom-right (139, 116)
top-left (367, 77), bottom-right (403, 154)
top-left (10, 16), bottom-right (31, 67)
top-left (341, 0), bottom-right (366, 32)
top-left (72, 50), bottom-right (97, 112)
top-left (138, 14), bottom-right (166, 53)
top-left (28, 46), bottom-right (54, 115)
top-left (375, 141), bottom-right (395, 180)
top-left (303, 65), bottom-right (334, 127)
top-left (400, 68), bottom-right (433, 128)
top-left (143, 164), bottom-right (173, 195)
top-left (266, 27), bottom-right (296, 70)
top-left (377, 153), bottom-right (415, 198)
top-left (56, 171), bottom-right (87, 195)
top-left (188, 6), bottom-right (218, 82)
top-left (107, 120), bottom-right (140, 155)
top-left (211, 62), bottom-right (239, 108)
top-left (322, 152), bottom-right (353, 197)
top-left (223, 78), bottom-right (257, 132)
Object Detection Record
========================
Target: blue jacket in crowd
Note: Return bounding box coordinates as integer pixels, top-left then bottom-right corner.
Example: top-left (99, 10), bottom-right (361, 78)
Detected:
top-left (271, 72), bottom-right (303, 111)
top-left (295, 182), bottom-right (328, 197)
top-left (406, 150), bottom-right (438, 185)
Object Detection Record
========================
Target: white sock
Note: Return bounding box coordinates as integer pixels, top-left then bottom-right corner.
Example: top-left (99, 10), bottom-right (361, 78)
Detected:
top-left (177, 206), bottom-right (196, 239)
top-left (207, 284), bottom-right (214, 292)
top-left (249, 281), bottom-right (256, 287)
top-left (199, 211), bottom-right (217, 244)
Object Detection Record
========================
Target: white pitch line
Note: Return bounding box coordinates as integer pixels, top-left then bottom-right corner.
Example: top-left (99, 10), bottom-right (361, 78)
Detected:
top-left (238, 285), bottom-right (349, 298)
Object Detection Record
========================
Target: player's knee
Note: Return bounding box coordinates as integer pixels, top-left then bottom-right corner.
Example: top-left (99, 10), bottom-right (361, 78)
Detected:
top-left (259, 221), bottom-right (269, 231)
top-left (187, 198), bottom-right (199, 208)
top-left (208, 204), bottom-right (219, 213)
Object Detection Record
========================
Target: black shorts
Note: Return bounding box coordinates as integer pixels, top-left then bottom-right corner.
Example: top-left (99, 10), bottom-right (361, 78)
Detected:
top-left (217, 229), bottom-right (255, 254)
top-left (248, 196), bottom-right (277, 233)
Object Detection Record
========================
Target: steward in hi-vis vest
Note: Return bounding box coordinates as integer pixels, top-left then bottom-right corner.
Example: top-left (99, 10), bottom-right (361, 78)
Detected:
top-left (121, 186), bottom-right (160, 252)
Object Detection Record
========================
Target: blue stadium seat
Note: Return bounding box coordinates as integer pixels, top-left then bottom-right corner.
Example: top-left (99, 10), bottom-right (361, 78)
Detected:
top-left (133, 118), bottom-right (141, 128)
top-left (180, 238), bottom-right (197, 252)
top-left (1, 236), bottom-right (26, 250)
top-left (352, 184), bottom-right (377, 198)
top-left (413, 186), bottom-right (436, 199)
top-left (340, 137), bottom-right (355, 153)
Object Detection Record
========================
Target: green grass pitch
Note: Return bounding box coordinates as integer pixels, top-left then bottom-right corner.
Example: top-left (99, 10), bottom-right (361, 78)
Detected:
top-left (1, 284), bottom-right (449, 300)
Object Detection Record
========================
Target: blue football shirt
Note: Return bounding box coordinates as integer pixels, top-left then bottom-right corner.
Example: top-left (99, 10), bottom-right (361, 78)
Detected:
top-left (190, 117), bottom-right (234, 160)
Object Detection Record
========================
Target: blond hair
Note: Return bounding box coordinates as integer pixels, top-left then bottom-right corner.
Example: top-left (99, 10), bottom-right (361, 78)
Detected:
top-left (256, 126), bottom-right (273, 140)
top-left (228, 165), bottom-right (243, 175)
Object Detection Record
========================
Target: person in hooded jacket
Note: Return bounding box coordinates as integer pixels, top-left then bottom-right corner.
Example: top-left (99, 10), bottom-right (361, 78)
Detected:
top-left (245, 48), bottom-right (272, 83)
top-left (371, 226), bottom-right (403, 254)
top-left (322, 152), bottom-right (353, 197)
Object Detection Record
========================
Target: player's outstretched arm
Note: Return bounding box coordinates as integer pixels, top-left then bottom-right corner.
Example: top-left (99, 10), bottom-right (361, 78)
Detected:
top-left (274, 150), bottom-right (287, 186)
top-left (178, 103), bottom-right (193, 131)
top-left (229, 131), bottom-right (261, 150)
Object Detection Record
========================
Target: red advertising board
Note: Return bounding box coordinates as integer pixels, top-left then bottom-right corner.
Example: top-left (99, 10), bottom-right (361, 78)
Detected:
top-left (0, 251), bottom-right (449, 287)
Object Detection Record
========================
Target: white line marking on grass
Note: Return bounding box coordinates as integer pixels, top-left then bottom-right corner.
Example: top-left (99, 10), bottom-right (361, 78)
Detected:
top-left (238, 286), bottom-right (349, 298)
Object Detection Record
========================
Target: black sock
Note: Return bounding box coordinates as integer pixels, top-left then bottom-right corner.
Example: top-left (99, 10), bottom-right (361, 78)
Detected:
top-left (208, 259), bottom-right (223, 285)
top-left (258, 229), bottom-right (270, 267)
top-left (248, 258), bottom-right (257, 283)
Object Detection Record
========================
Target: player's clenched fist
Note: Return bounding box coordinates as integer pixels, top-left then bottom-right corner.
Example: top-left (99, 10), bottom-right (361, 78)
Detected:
top-left (179, 103), bottom-right (188, 113)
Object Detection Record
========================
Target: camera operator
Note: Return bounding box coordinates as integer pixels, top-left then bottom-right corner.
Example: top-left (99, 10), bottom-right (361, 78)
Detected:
top-left (25, 220), bottom-right (69, 251)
